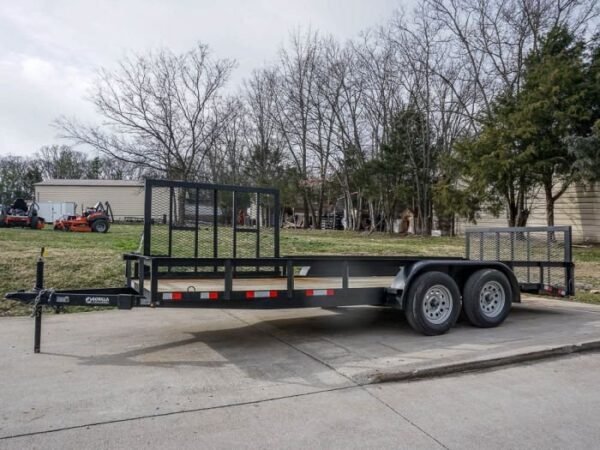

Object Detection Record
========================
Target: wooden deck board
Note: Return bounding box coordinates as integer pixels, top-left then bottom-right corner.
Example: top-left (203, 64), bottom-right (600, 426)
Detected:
top-left (134, 276), bottom-right (395, 292)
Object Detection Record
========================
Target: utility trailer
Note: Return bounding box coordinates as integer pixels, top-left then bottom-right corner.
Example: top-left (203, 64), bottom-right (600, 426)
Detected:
top-left (6, 179), bottom-right (575, 353)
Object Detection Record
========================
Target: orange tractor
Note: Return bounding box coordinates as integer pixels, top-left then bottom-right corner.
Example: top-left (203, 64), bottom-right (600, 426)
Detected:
top-left (53, 201), bottom-right (113, 233)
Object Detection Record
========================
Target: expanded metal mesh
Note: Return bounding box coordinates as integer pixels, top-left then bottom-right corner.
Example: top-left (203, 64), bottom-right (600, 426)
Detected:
top-left (144, 180), bottom-right (279, 262)
top-left (466, 227), bottom-right (571, 290)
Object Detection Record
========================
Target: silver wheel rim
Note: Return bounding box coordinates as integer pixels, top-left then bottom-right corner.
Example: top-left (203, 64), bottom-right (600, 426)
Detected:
top-left (96, 222), bottom-right (106, 232)
top-left (479, 281), bottom-right (505, 318)
top-left (422, 285), bottom-right (453, 324)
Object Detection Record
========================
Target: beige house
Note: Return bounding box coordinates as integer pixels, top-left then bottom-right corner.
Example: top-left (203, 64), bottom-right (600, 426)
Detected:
top-left (35, 179), bottom-right (145, 221)
top-left (456, 183), bottom-right (600, 243)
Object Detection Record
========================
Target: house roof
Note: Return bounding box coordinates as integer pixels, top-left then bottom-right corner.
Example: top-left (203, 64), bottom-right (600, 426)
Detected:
top-left (35, 179), bottom-right (144, 187)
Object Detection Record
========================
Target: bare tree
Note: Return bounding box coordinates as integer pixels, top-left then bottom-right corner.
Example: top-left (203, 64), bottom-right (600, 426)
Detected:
top-left (424, 0), bottom-right (598, 123)
top-left (320, 41), bottom-right (368, 230)
top-left (243, 68), bottom-right (286, 186)
top-left (208, 96), bottom-right (248, 184)
top-left (271, 29), bottom-right (324, 228)
top-left (37, 145), bottom-right (88, 179)
top-left (56, 43), bottom-right (236, 182)
top-left (0, 155), bottom-right (41, 203)
top-left (385, 6), bottom-right (476, 233)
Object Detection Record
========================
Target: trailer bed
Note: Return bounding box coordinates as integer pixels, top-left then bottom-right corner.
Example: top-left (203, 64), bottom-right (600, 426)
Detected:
top-left (133, 276), bottom-right (397, 293)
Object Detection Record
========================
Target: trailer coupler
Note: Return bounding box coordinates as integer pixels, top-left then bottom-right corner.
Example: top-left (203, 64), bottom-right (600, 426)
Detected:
top-left (6, 287), bottom-right (141, 354)
top-left (5, 253), bottom-right (142, 353)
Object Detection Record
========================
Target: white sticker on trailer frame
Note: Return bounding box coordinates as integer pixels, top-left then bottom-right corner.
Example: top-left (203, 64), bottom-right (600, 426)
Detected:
top-left (307, 289), bottom-right (334, 296)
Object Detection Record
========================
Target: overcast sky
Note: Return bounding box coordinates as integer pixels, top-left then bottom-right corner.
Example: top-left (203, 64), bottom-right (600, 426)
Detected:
top-left (0, 0), bottom-right (401, 157)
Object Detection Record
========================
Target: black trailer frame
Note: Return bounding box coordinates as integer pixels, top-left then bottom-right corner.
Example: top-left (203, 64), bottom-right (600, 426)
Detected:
top-left (5, 179), bottom-right (575, 352)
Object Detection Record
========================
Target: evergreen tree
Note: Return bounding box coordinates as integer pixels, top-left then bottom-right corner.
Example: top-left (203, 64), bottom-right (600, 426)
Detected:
top-left (515, 26), bottom-right (589, 226)
top-left (457, 26), bottom-right (593, 227)
top-left (568, 34), bottom-right (600, 183)
top-left (456, 92), bottom-right (537, 227)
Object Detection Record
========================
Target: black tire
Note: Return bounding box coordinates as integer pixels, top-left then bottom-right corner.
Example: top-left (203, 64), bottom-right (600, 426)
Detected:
top-left (91, 219), bottom-right (109, 233)
top-left (404, 271), bottom-right (462, 336)
top-left (30, 216), bottom-right (39, 229)
top-left (462, 269), bottom-right (513, 328)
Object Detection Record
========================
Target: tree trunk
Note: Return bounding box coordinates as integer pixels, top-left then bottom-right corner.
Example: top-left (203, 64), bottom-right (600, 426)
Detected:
top-left (355, 194), bottom-right (362, 231)
top-left (516, 186), bottom-right (529, 227)
top-left (316, 186), bottom-right (325, 230)
top-left (302, 194), bottom-right (310, 229)
top-left (177, 190), bottom-right (186, 225)
top-left (516, 211), bottom-right (529, 227)
top-left (544, 183), bottom-right (555, 227)
top-left (368, 201), bottom-right (376, 232)
top-left (507, 204), bottom-right (516, 227)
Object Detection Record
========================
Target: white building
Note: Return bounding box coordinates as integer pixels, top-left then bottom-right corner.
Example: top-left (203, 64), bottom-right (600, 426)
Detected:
top-left (456, 183), bottom-right (600, 243)
top-left (35, 179), bottom-right (145, 221)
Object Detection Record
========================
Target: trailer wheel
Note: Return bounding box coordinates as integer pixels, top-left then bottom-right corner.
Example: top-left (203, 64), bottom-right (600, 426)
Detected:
top-left (404, 271), bottom-right (461, 336)
top-left (91, 219), bottom-right (109, 233)
top-left (462, 269), bottom-right (512, 328)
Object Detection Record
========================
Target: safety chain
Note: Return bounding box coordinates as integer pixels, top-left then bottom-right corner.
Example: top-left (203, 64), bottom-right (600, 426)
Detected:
top-left (30, 288), bottom-right (55, 317)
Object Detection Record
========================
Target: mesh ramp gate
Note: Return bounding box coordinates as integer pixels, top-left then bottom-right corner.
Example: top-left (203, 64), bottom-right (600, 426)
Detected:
top-left (143, 180), bottom-right (280, 263)
top-left (465, 226), bottom-right (574, 296)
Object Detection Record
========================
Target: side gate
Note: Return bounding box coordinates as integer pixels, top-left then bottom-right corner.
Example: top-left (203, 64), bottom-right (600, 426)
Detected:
top-left (465, 226), bottom-right (575, 296)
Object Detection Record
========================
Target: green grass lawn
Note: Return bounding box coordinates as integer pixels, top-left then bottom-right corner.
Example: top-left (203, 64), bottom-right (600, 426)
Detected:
top-left (1, 224), bottom-right (599, 316)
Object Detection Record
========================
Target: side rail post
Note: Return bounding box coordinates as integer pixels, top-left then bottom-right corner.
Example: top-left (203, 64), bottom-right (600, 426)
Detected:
top-left (33, 249), bottom-right (45, 354)
top-left (565, 226), bottom-right (575, 296)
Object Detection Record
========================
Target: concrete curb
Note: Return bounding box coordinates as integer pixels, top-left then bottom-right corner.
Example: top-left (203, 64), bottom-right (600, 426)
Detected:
top-left (362, 339), bottom-right (600, 385)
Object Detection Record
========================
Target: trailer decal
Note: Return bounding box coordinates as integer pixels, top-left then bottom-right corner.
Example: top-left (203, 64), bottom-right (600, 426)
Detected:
top-left (246, 290), bottom-right (278, 299)
top-left (84, 296), bottom-right (110, 305)
top-left (306, 289), bottom-right (335, 297)
top-left (163, 292), bottom-right (218, 301)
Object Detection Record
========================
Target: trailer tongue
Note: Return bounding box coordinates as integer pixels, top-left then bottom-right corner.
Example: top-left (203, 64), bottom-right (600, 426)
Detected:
top-left (5, 179), bottom-right (575, 353)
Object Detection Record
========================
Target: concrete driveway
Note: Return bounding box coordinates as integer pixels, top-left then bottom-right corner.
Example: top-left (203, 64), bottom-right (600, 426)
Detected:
top-left (3, 353), bottom-right (599, 449)
top-left (1, 297), bottom-right (600, 445)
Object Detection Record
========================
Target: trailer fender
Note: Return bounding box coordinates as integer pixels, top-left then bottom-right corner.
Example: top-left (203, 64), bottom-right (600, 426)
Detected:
top-left (390, 260), bottom-right (521, 309)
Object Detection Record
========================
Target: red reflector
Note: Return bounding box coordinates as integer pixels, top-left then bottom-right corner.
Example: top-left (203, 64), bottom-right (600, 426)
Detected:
top-left (246, 291), bottom-right (255, 299)
top-left (269, 290), bottom-right (278, 298)
top-left (209, 292), bottom-right (218, 300)
top-left (306, 289), bottom-right (314, 296)
top-left (172, 292), bottom-right (183, 301)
